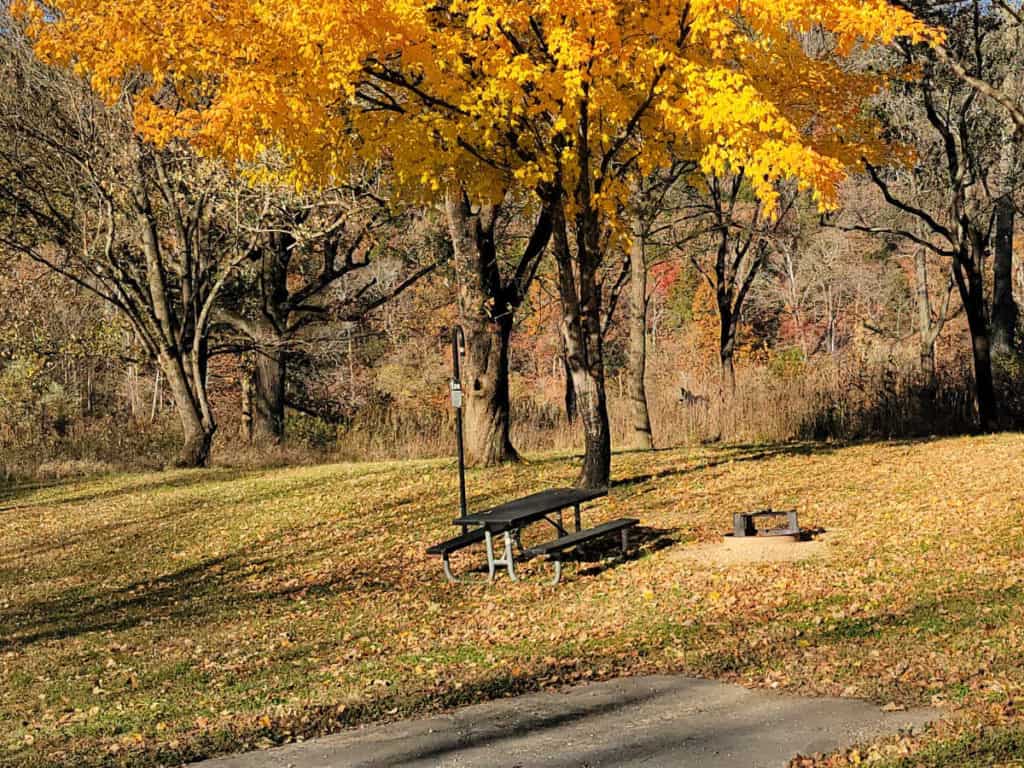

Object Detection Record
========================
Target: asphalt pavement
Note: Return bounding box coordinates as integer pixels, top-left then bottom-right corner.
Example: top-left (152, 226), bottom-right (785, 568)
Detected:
top-left (192, 675), bottom-right (938, 767)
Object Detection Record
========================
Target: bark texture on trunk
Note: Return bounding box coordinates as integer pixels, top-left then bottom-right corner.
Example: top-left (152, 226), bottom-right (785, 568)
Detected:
top-left (175, 425), bottom-right (214, 469)
top-left (241, 368), bottom-right (255, 443)
top-left (915, 250), bottom-right (937, 386)
top-left (993, 56), bottom-right (1020, 359)
top-left (719, 311), bottom-right (738, 398)
top-left (160, 351), bottom-right (215, 468)
top-left (251, 232), bottom-right (291, 443)
top-left (253, 345), bottom-right (286, 444)
top-left (463, 314), bottom-right (518, 466)
top-left (223, 317), bottom-right (288, 444)
top-left (914, 249), bottom-right (953, 392)
top-left (446, 192), bottom-right (519, 466)
top-left (992, 194), bottom-right (1017, 357)
top-left (563, 353), bottom-right (578, 423)
top-left (628, 228), bottom-right (653, 450)
top-left (568, 349), bottom-right (611, 489)
top-left (954, 240), bottom-right (999, 431)
top-left (553, 203), bottom-right (611, 490)
top-left (968, 305), bottom-right (998, 431)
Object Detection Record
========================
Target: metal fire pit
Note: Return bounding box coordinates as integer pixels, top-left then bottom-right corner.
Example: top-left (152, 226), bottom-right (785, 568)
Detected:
top-left (732, 508), bottom-right (800, 538)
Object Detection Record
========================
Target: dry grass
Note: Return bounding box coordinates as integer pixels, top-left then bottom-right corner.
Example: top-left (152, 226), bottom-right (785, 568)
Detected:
top-left (322, 355), bottom-right (979, 468)
top-left (0, 350), bottom-right (983, 482)
top-left (2, 434), bottom-right (1024, 767)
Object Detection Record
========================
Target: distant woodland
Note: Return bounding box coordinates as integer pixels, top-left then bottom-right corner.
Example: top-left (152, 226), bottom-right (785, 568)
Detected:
top-left (1, 0), bottom-right (1022, 483)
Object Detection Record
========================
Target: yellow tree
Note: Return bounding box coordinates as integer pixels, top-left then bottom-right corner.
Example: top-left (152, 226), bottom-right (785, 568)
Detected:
top-left (18, 0), bottom-right (939, 487)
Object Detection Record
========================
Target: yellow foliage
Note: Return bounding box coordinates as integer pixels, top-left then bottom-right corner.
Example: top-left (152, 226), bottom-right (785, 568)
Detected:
top-left (15, 0), bottom-right (941, 218)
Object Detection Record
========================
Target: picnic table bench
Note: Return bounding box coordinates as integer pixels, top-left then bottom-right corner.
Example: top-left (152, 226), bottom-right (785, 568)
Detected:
top-left (523, 517), bottom-right (638, 584)
top-left (427, 487), bottom-right (638, 584)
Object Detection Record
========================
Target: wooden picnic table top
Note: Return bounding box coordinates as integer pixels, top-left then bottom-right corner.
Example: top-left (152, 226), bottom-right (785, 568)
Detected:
top-left (452, 487), bottom-right (607, 530)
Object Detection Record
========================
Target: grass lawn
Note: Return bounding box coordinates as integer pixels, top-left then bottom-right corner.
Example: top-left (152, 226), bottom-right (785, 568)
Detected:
top-left (2, 434), bottom-right (1024, 767)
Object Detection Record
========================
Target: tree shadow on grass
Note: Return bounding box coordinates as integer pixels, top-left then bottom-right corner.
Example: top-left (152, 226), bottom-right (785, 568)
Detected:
top-left (608, 436), bottom-right (943, 491)
top-left (1, 554), bottom-right (239, 650)
top-left (694, 582), bottom-right (1024, 685)
top-left (0, 507), bottom-right (188, 572)
top-left (0, 473), bottom-right (360, 576)
top-left (0, 468), bottom-right (259, 512)
top-left (1, 436), bottom-right (960, 654)
top-left (0, 518), bottom-right (413, 650)
top-left (609, 441), bottom-right (838, 490)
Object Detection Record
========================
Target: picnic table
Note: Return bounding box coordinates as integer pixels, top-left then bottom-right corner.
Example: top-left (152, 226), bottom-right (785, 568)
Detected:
top-left (428, 487), bottom-right (638, 584)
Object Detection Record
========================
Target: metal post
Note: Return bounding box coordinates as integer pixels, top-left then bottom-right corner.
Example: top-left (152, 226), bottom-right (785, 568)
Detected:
top-left (451, 326), bottom-right (468, 531)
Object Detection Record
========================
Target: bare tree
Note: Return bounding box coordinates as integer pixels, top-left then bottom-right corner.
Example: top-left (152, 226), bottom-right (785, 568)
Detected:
top-left (0, 24), bottom-right (248, 466)
top-left (925, 1), bottom-right (1024, 132)
top-left (620, 165), bottom-right (696, 450)
top-left (218, 177), bottom-right (440, 443)
top-left (990, 9), bottom-right (1023, 355)
top-left (841, 3), bottom-right (1023, 429)
top-left (765, 227), bottom-right (877, 358)
top-left (673, 173), bottom-right (795, 395)
top-left (627, 215), bottom-right (655, 450)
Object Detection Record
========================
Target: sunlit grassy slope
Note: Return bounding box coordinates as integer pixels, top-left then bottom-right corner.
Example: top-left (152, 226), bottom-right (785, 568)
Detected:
top-left (2, 435), bottom-right (1024, 767)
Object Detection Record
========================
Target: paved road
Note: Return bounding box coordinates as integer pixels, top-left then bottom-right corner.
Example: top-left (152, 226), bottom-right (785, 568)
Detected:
top-left (194, 676), bottom-right (937, 768)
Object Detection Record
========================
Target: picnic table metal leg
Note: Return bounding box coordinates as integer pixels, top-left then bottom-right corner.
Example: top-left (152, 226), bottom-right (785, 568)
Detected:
top-left (484, 529), bottom-right (518, 582)
top-left (621, 528), bottom-right (629, 554)
top-left (442, 555), bottom-right (457, 584)
top-left (484, 530), bottom-right (497, 582)
top-left (513, 528), bottom-right (524, 553)
top-left (550, 555), bottom-right (563, 585)
top-left (574, 504), bottom-right (581, 532)
top-left (503, 531), bottom-right (518, 581)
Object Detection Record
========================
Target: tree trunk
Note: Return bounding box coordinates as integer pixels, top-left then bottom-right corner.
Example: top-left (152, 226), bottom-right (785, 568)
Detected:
top-left (914, 249), bottom-right (939, 391)
top-left (561, 293), bottom-right (611, 488)
top-left (445, 191), bottom-right (519, 466)
top-left (160, 351), bottom-right (214, 468)
top-left (628, 231), bottom-right (653, 450)
top-left (462, 313), bottom-right (519, 466)
top-left (253, 345), bottom-right (286, 444)
top-left (567, 345), bottom-right (611, 489)
top-left (992, 194), bottom-right (1017, 357)
top-left (563, 352), bottom-right (578, 423)
top-left (553, 203), bottom-right (610, 489)
top-left (993, 49), bottom-right (1020, 358)
top-left (133, 164), bottom-right (216, 468)
top-left (719, 312), bottom-right (738, 399)
top-left (720, 350), bottom-right (736, 397)
top-left (958, 260), bottom-right (999, 431)
top-left (241, 368), bottom-right (255, 443)
top-left (920, 343), bottom-right (936, 389)
top-left (176, 422), bottom-right (214, 469)
top-left (968, 308), bottom-right (998, 431)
